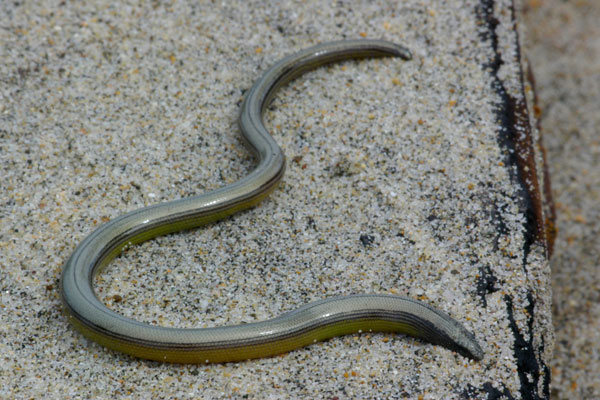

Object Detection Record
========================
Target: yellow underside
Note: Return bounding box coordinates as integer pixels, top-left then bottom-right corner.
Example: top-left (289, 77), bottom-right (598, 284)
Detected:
top-left (69, 314), bottom-right (419, 364)
top-left (95, 185), bottom-right (278, 273)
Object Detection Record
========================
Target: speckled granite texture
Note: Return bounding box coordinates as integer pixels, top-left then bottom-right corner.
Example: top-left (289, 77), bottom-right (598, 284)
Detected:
top-left (0, 0), bottom-right (564, 399)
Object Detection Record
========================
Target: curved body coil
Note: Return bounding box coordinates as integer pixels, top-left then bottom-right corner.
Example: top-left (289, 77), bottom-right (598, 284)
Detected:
top-left (61, 39), bottom-right (483, 363)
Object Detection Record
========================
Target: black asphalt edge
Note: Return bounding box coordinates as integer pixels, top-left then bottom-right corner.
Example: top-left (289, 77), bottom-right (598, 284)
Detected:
top-left (473, 0), bottom-right (551, 399)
